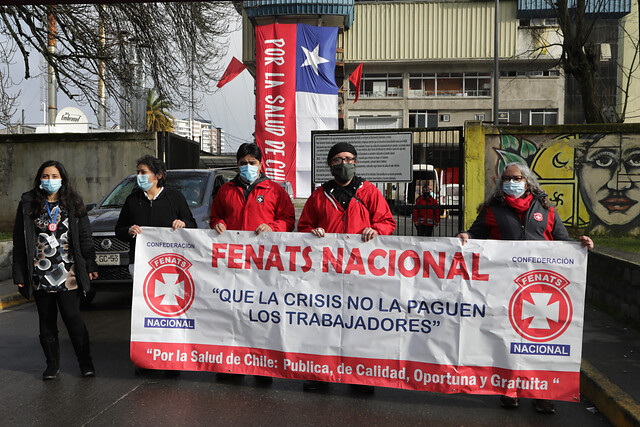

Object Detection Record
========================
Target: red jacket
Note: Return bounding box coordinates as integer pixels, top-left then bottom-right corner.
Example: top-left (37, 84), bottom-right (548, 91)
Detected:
top-left (413, 194), bottom-right (440, 226)
top-left (298, 180), bottom-right (396, 235)
top-left (210, 178), bottom-right (295, 232)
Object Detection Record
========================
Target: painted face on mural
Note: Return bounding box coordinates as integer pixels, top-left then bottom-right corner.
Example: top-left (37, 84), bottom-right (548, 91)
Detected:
top-left (578, 134), bottom-right (640, 227)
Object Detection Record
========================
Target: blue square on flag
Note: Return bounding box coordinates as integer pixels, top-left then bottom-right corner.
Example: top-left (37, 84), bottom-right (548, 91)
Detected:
top-left (296, 24), bottom-right (339, 95)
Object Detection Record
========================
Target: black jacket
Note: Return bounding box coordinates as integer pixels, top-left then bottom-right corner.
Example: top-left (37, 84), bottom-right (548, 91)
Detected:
top-left (467, 193), bottom-right (571, 241)
top-left (115, 187), bottom-right (197, 262)
top-left (12, 190), bottom-right (97, 299)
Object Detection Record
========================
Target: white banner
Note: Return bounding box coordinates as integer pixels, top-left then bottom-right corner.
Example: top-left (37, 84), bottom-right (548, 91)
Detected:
top-left (131, 228), bottom-right (588, 401)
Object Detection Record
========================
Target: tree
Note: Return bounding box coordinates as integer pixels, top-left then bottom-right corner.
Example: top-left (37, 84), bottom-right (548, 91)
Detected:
top-left (544, 0), bottom-right (639, 123)
top-left (0, 3), bottom-right (239, 126)
top-left (146, 89), bottom-right (173, 132)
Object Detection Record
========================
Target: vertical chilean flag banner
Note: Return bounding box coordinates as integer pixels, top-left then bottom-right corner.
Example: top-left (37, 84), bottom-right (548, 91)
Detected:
top-left (256, 24), bottom-right (339, 198)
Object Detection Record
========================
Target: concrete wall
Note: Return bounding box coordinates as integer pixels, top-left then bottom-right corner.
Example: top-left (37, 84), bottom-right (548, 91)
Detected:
top-left (0, 132), bottom-right (158, 231)
top-left (587, 250), bottom-right (640, 326)
top-left (463, 122), bottom-right (640, 235)
top-left (0, 241), bottom-right (11, 281)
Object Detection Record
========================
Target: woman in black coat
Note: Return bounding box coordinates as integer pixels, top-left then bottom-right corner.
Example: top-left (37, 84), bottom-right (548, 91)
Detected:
top-left (115, 155), bottom-right (196, 275)
top-left (13, 160), bottom-right (98, 380)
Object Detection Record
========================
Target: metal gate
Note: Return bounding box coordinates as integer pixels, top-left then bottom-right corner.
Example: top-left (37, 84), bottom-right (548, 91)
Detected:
top-left (383, 127), bottom-right (465, 237)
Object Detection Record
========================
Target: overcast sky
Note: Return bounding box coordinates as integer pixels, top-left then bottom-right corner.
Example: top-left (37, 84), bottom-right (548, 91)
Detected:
top-left (8, 26), bottom-right (255, 154)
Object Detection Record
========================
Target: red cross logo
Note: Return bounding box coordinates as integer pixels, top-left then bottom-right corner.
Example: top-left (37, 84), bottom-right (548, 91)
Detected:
top-left (508, 269), bottom-right (573, 342)
top-left (143, 253), bottom-right (195, 317)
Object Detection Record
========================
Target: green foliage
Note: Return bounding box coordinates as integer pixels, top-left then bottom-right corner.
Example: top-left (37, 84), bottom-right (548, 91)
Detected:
top-left (568, 230), bottom-right (640, 254)
top-left (496, 134), bottom-right (539, 176)
top-left (591, 235), bottom-right (640, 255)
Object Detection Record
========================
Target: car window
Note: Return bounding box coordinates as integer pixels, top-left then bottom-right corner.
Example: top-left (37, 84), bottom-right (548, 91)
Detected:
top-left (98, 173), bottom-right (210, 209)
top-left (168, 176), bottom-right (208, 207)
top-left (99, 178), bottom-right (136, 208)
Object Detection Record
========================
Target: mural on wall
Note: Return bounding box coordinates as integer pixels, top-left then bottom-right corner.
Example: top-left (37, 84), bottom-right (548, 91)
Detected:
top-left (493, 132), bottom-right (640, 235)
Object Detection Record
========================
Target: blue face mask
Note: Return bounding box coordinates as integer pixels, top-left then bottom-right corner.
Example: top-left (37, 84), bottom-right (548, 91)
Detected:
top-left (136, 174), bottom-right (154, 191)
top-left (239, 164), bottom-right (260, 182)
top-left (503, 181), bottom-right (526, 198)
top-left (41, 179), bottom-right (62, 195)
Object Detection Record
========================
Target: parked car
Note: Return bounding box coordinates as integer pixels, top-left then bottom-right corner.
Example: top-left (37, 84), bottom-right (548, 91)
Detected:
top-left (86, 168), bottom-right (237, 301)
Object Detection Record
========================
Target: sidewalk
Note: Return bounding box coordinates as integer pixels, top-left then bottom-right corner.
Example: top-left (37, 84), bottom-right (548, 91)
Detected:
top-left (0, 278), bottom-right (29, 310)
top-left (1, 278), bottom-right (638, 425)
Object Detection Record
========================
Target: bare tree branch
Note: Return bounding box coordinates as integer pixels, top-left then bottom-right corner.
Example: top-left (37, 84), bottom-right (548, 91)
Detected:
top-left (0, 2), bottom-right (239, 126)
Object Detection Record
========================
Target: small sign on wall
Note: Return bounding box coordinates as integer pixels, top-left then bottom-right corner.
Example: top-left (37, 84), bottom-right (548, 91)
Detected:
top-left (312, 131), bottom-right (413, 185)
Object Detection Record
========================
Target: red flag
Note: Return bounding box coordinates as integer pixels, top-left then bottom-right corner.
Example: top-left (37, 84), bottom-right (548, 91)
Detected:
top-left (349, 62), bottom-right (363, 103)
top-left (217, 57), bottom-right (247, 88)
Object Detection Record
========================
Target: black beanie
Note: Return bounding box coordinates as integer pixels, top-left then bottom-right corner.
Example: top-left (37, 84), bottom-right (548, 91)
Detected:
top-left (327, 142), bottom-right (357, 164)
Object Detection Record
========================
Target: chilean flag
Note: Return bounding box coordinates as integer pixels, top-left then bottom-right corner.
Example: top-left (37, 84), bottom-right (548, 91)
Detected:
top-left (256, 24), bottom-right (339, 198)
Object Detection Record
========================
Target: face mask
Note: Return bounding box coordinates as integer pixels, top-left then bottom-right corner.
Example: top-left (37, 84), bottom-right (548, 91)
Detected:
top-left (503, 181), bottom-right (526, 198)
top-left (331, 163), bottom-right (356, 184)
top-left (137, 174), bottom-right (155, 191)
top-left (239, 164), bottom-right (260, 182)
top-left (40, 179), bottom-right (62, 195)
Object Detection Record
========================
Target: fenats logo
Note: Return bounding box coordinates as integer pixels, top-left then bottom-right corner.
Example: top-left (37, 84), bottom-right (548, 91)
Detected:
top-left (508, 269), bottom-right (573, 343)
top-left (143, 253), bottom-right (195, 317)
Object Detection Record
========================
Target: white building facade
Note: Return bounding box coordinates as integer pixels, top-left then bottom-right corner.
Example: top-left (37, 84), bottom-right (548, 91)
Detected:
top-left (172, 118), bottom-right (225, 154)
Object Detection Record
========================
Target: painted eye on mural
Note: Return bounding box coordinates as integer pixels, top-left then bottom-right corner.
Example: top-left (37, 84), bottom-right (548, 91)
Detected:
top-left (625, 152), bottom-right (640, 168)
top-left (592, 152), bottom-right (617, 168)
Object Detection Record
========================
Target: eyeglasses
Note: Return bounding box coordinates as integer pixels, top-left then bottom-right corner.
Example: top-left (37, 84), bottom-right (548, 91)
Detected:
top-left (330, 156), bottom-right (356, 165)
top-left (502, 175), bottom-right (524, 183)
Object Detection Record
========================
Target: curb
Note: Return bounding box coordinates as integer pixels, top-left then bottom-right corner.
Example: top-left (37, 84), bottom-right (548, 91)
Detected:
top-left (0, 292), bottom-right (31, 310)
top-left (581, 360), bottom-right (640, 427)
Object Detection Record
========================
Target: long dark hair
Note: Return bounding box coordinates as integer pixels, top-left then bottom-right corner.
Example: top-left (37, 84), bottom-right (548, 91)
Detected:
top-left (31, 160), bottom-right (87, 217)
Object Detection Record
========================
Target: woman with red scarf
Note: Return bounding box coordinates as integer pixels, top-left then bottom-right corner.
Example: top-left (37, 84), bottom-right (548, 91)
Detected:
top-left (456, 162), bottom-right (593, 414)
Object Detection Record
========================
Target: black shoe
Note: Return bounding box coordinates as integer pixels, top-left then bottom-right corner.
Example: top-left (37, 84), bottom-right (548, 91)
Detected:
top-left (80, 361), bottom-right (95, 377)
top-left (39, 335), bottom-right (60, 381)
top-left (70, 332), bottom-right (94, 378)
top-left (42, 364), bottom-right (60, 380)
top-left (533, 399), bottom-right (556, 414)
top-left (303, 380), bottom-right (328, 391)
top-left (500, 395), bottom-right (519, 409)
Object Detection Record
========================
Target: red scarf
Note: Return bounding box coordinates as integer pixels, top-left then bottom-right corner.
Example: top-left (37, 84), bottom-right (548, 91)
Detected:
top-left (504, 193), bottom-right (533, 215)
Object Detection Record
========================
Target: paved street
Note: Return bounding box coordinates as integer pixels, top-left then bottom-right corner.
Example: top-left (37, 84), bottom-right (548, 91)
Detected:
top-left (0, 291), bottom-right (610, 426)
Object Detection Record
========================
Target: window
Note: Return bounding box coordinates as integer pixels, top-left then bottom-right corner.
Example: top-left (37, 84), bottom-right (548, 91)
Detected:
top-left (500, 71), bottom-right (527, 77)
top-left (496, 109), bottom-right (558, 125)
top-left (354, 73), bottom-right (403, 98)
top-left (530, 110), bottom-right (558, 125)
top-left (475, 114), bottom-right (485, 121)
top-left (409, 72), bottom-right (491, 97)
top-left (409, 110), bottom-right (438, 128)
top-left (530, 70), bottom-right (560, 77)
top-left (440, 114), bottom-right (450, 122)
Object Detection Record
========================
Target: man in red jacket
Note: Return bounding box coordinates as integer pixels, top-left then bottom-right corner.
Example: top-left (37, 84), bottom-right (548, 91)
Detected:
top-left (210, 143), bottom-right (295, 235)
top-left (412, 186), bottom-right (440, 236)
top-left (298, 142), bottom-right (396, 240)
top-left (209, 143), bottom-right (295, 383)
top-left (298, 142), bottom-right (396, 393)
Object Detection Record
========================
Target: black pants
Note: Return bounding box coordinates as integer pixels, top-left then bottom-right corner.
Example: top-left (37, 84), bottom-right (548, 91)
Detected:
top-left (34, 290), bottom-right (87, 338)
top-left (415, 225), bottom-right (435, 237)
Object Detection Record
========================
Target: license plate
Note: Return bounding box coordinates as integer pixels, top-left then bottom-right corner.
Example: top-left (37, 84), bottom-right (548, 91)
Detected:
top-left (96, 254), bottom-right (120, 266)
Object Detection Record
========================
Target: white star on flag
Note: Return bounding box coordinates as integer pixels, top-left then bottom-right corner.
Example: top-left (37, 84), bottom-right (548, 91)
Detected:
top-left (301, 44), bottom-right (329, 75)
top-left (522, 292), bottom-right (560, 329)
top-left (155, 273), bottom-right (185, 306)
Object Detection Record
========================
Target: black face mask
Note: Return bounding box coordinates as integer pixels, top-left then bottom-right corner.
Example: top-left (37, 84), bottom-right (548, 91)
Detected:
top-left (331, 163), bottom-right (356, 184)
